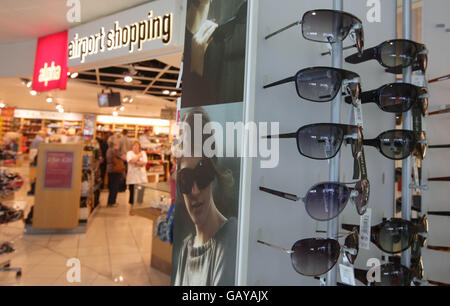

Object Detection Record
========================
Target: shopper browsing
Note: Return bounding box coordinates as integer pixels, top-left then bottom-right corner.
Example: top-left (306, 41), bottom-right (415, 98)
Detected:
top-left (119, 129), bottom-right (132, 160)
top-left (126, 141), bottom-right (148, 215)
top-left (106, 138), bottom-right (124, 207)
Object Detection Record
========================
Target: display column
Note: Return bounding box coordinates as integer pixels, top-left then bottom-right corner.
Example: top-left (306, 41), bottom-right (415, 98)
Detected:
top-left (325, 0), bottom-right (343, 287)
top-left (401, 0), bottom-right (412, 268)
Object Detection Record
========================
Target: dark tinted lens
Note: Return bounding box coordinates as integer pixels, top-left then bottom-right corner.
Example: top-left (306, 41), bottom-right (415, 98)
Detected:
top-left (178, 169), bottom-right (194, 194)
top-left (296, 68), bottom-right (341, 102)
top-left (376, 264), bottom-right (411, 286)
top-left (344, 231), bottom-right (359, 264)
top-left (380, 40), bottom-right (416, 68)
top-left (297, 125), bottom-right (344, 159)
top-left (355, 179), bottom-right (370, 215)
top-left (378, 219), bottom-right (414, 253)
top-left (379, 84), bottom-right (416, 113)
top-left (195, 159), bottom-right (215, 190)
top-left (304, 182), bottom-right (350, 221)
top-left (302, 10), bottom-right (355, 43)
top-left (291, 238), bottom-right (340, 276)
top-left (378, 130), bottom-right (415, 160)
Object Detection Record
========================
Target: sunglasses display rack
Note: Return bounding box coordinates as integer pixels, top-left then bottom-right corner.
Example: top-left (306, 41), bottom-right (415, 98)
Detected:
top-left (245, 0), bottom-right (402, 287)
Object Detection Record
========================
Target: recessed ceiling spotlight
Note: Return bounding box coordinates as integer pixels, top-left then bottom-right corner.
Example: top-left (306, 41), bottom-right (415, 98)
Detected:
top-left (30, 90), bottom-right (37, 96)
top-left (113, 111), bottom-right (118, 117)
top-left (124, 75), bottom-right (133, 83)
top-left (0, 103), bottom-right (5, 108)
top-left (67, 72), bottom-right (71, 76)
top-left (46, 96), bottom-right (53, 103)
top-left (56, 104), bottom-right (62, 110)
top-left (58, 108), bottom-right (64, 113)
top-left (170, 91), bottom-right (177, 96)
top-left (123, 96), bottom-right (129, 103)
top-left (129, 97), bottom-right (134, 103)
top-left (70, 72), bottom-right (79, 79)
top-left (120, 106), bottom-right (125, 111)
top-left (27, 81), bottom-right (33, 88)
top-left (163, 90), bottom-right (170, 95)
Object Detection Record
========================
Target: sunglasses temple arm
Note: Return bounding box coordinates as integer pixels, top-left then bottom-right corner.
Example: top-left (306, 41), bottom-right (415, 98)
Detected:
top-left (342, 223), bottom-right (360, 232)
top-left (427, 245), bottom-right (450, 252)
top-left (259, 186), bottom-right (300, 202)
top-left (321, 44), bottom-right (357, 56)
top-left (428, 280), bottom-right (450, 286)
top-left (345, 47), bottom-right (377, 64)
top-left (362, 138), bottom-right (378, 148)
top-left (263, 76), bottom-right (296, 89)
top-left (427, 211), bottom-right (450, 216)
top-left (265, 21), bottom-right (300, 40)
top-left (264, 132), bottom-right (297, 139)
top-left (257, 240), bottom-right (294, 254)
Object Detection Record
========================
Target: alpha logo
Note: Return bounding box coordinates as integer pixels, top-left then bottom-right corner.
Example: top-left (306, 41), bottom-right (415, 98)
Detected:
top-left (32, 31), bottom-right (68, 92)
top-left (38, 62), bottom-right (62, 87)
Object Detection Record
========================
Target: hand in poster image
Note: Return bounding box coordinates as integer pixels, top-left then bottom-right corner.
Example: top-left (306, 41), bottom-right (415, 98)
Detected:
top-left (173, 108), bottom-right (237, 286)
top-left (191, 20), bottom-right (218, 76)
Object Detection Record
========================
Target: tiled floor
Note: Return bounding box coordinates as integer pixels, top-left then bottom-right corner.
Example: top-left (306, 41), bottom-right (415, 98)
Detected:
top-left (0, 164), bottom-right (171, 286)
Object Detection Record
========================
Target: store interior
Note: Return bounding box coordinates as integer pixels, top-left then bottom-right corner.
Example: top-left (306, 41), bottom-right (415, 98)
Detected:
top-left (0, 38), bottom-right (182, 285)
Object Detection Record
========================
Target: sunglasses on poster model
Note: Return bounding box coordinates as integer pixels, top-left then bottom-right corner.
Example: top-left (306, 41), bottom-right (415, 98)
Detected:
top-left (257, 230), bottom-right (359, 277)
top-left (259, 179), bottom-right (370, 221)
top-left (264, 67), bottom-right (361, 105)
top-left (344, 83), bottom-right (429, 116)
top-left (341, 215), bottom-right (428, 254)
top-left (265, 9), bottom-right (364, 55)
top-left (177, 158), bottom-right (216, 195)
top-left (363, 130), bottom-right (427, 160)
top-left (345, 39), bottom-right (428, 72)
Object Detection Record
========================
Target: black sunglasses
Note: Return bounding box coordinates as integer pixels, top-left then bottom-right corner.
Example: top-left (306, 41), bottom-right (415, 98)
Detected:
top-left (342, 215), bottom-right (428, 254)
top-left (384, 52), bottom-right (428, 74)
top-left (265, 9), bottom-right (364, 55)
top-left (345, 83), bottom-right (428, 116)
top-left (266, 123), bottom-right (362, 160)
top-left (177, 158), bottom-right (215, 195)
top-left (259, 179), bottom-right (370, 221)
top-left (264, 67), bottom-right (361, 104)
top-left (257, 231), bottom-right (359, 277)
top-left (354, 261), bottom-right (423, 286)
top-left (345, 39), bottom-right (427, 72)
top-left (363, 129), bottom-right (427, 160)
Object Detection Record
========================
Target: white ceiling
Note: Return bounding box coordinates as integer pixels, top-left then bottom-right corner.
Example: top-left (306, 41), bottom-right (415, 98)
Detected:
top-left (0, 0), bottom-right (154, 44)
top-left (0, 77), bottom-right (175, 118)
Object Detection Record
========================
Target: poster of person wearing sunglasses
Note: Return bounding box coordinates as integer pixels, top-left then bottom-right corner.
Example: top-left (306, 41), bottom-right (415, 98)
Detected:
top-left (172, 107), bottom-right (239, 286)
top-left (182, 0), bottom-right (247, 107)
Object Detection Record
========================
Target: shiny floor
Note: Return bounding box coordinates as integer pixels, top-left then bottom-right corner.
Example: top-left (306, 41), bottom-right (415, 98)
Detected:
top-left (0, 164), bottom-right (171, 286)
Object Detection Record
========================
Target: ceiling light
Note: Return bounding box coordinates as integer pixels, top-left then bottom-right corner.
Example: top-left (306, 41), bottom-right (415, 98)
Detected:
top-left (120, 106), bottom-right (125, 111)
top-left (129, 97), bottom-right (134, 103)
top-left (113, 111), bottom-right (118, 117)
top-left (0, 103), bottom-right (5, 108)
top-left (67, 72), bottom-right (71, 76)
top-left (56, 104), bottom-right (62, 110)
top-left (170, 91), bottom-right (177, 96)
top-left (58, 108), bottom-right (64, 113)
top-left (163, 90), bottom-right (170, 95)
top-left (27, 81), bottom-right (33, 88)
top-left (123, 96), bottom-right (129, 103)
top-left (30, 90), bottom-right (37, 96)
top-left (46, 96), bottom-right (53, 103)
top-left (124, 75), bottom-right (133, 83)
top-left (70, 72), bottom-right (79, 79)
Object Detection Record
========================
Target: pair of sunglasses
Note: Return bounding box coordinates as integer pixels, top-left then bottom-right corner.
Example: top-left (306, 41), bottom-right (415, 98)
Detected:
top-left (354, 261), bottom-right (423, 286)
top-left (345, 83), bottom-right (428, 116)
top-left (363, 130), bottom-right (427, 160)
top-left (259, 179), bottom-right (370, 221)
top-left (177, 158), bottom-right (215, 195)
top-left (257, 230), bottom-right (359, 277)
top-left (264, 67), bottom-right (361, 104)
top-left (346, 39), bottom-right (427, 72)
top-left (266, 123), bottom-right (362, 160)
top-left (342, 215), bottom-right (428, 254)
top-left (266, 9), bottom-right (364, 55)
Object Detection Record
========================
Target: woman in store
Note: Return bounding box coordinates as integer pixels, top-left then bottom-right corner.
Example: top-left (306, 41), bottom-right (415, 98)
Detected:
top-left (173, 107), bottom-right (237, 286)
top-left (126, 140), bottom-right (148, 215)
top-left (106, 138), bottom-right (123, 207)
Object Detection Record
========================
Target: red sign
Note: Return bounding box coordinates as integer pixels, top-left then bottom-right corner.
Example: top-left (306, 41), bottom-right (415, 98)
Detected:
top-left (44, 151), bottom-right (74, 189)
top-left (1, 107), bottom-right (15, 117)
top-left (32, 31), bottom-right (69, 92)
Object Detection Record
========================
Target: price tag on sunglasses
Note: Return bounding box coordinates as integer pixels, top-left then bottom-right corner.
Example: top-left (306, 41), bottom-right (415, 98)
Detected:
top-left (339, 264), bottom-right (356, 286)
top-left (359, 208), bottom-right (372, 250)
top-left (353, 99), bottom-right (364, 128)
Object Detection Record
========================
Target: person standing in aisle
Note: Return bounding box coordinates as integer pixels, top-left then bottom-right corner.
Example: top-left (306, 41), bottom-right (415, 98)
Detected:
top-left (139, 129), bottom-right (152, 150)
top-left (97, 132), bottom-right (109, 189)
top-left (126, 141), bottom-right (148, 215)
top-left (119, 129), bottom-right (132, 160)
top-left (106, 138), bottom-right (124, 207)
